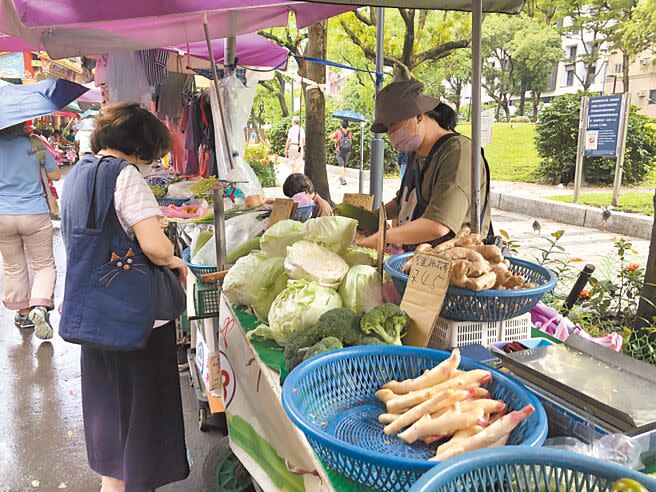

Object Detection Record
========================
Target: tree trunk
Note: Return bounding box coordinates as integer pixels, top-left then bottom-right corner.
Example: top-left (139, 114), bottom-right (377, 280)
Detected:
top-left (495, 103), bottom-right (501, 121)
top-left (635, 190), bottom-right (656, 329)
top-left (518, 90), bottom-right (526, 117)
top-left (275, 72), bottom-right (289, 117)
top-left (502, 97), bottom-right (511, 122)
top-left (532, 91), bottom-right (540, 122)
top-left (304, 21), bottom-right (331, 203)
top-left (622, 52), bottom-right (630, 93)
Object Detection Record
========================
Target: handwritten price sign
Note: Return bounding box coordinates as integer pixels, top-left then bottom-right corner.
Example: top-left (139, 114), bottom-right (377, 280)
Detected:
top-left (400, 252), bottom-right (452, 347)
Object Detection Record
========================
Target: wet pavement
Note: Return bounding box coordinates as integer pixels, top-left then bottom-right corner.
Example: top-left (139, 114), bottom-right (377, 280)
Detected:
top-left (0, 225), bottom-right (220, 491)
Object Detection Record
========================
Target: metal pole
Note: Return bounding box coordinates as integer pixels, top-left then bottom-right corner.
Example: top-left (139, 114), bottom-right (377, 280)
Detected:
top-left (291, 79), bottom-right (294, 114)
top-left (224, 36), bottom-right (237, 77)
top-left (470, 0), bottom-right (482, 234)
top-left (359, 122), bottom-right (365, 194)
top-left (612, 93), bottom-right (630, 207)
top-left (573, 96), bottom-right (589, 203)
top-left (369, 7), bottom-right (385, 208)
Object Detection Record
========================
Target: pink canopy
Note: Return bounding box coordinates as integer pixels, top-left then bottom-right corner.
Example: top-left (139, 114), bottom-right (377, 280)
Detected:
top-left (1, 1), bottom-right (353, 59)
top-left (168, 33), bottom-right (288, 69)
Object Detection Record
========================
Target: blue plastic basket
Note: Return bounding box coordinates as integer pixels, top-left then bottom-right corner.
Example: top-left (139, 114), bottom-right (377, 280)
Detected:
top-left (384, 253), bottom-right (557, 322)
top-left (293, 203), bottom-right (315, 222)
top-left (409, 446), bottom-right (656, 492)
top-left (282, 346), bottom-right (547, 492)
top-left (182, 248), bottom-right (217, 279)
top-left (156, 196), bottom-right (190, 206)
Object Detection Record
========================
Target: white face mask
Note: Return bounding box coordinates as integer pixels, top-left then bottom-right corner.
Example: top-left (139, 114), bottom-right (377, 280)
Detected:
top-left (388, 118), bottom-right (421, 153)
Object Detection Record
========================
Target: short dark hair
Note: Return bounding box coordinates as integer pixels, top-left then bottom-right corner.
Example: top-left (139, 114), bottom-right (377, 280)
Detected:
top-left (91, 103), bottom-right (172, 161)
top-left (283, 173), bottom-right (314, 197)
top-left (425, 103), bottom-right (457, 132)
top-left (0, 123), bottom-right (28, 138)
top-left (53, 129), bottom-right (62, 136)
top-left (341, 120), bottom-right (349, 128)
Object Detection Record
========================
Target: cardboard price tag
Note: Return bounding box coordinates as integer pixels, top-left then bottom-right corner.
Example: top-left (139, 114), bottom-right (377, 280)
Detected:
top-left (344, 193), bottom-right (374, 211)
top-left (400, 252), bottom-right (452, 347)
top-left (269, 198), bottom-right (297, 226)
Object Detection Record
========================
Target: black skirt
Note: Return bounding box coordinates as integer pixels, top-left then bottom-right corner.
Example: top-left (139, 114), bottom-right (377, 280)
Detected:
top-left (81, 322), bottom-right (190, 491)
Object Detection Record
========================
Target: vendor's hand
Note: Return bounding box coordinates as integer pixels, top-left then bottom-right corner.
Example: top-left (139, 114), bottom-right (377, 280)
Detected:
top-left (356, 232), bottom-right (379, 249)
top-left (168, 256), bottom-right (188, 286)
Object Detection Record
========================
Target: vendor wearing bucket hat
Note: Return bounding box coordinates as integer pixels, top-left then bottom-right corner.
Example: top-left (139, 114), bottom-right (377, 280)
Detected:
top-left (357, 80), bottom-right (492, 250)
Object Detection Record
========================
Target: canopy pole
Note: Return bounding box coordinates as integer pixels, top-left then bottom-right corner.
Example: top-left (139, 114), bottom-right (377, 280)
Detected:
top-left (359, 122), bottom-right (365, 193)
top-left (203, 12), bottom-right (229, 270)
top-left (470, 0), bottom-right (482, 234)
top-left (370, 7), bottom-right (385, 208)
top-left (224, 36), bottom-right (237, 76)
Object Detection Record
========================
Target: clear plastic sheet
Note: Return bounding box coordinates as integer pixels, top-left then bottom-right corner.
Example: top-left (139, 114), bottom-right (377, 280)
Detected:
top-left (546, 434), bottom-right (645, 470)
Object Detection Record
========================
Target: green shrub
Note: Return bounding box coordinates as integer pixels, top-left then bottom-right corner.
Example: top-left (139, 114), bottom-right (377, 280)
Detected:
top-left (244, 143), bottom-right (276, 187)
top-left (266, 116), bottom-right (292, 156)
top-left (510, 115), bottom-right (531, 123)
top-left (535, 93), bottom-right (656, 185)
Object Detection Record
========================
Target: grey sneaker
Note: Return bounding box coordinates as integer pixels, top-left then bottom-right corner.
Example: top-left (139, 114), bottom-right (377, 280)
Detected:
top-left (14, 312), bottom-right (35, 329)
top-left (28, 307), bottom-right (53, 340)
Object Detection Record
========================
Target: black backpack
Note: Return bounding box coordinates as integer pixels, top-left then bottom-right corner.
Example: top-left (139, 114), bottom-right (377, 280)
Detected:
top-left (339, 130), bottom-right (352, 153)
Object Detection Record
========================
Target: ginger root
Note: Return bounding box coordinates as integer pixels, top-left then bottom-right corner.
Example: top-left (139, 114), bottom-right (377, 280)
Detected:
top-left (465, 272), bottom-right (497, 291)
top-left (472, 245), bottom-right (504, 263)
top-left (467, 261), bottom-right (491, 278)
top-left (450, 260), bottom-right (469, 288)
top-left (455, 234), bottom-right (481, 249)
top-left (441, 247), bottom-right (485, 263)
top-left (433, 227), bottom-right (471, 254)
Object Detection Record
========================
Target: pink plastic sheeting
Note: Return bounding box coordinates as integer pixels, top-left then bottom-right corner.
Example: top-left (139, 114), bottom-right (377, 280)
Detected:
top-left (3, 1), bottom-right (353, 58)
top-left (167, 33), bottom-right (288, 69)
top-left (0, 32), bottom-right (37, 51)
top-left (77, 82), bottom-right (101, 103)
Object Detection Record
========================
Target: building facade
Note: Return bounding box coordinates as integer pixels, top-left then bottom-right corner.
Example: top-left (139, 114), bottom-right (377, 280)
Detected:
top-left (603, 49), bottom-right (656, 119)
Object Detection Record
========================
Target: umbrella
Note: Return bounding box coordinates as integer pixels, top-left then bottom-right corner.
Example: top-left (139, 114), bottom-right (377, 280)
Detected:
top-left (332, 109), bottom-right (367, 123)
top-left (79, 109), bottom-right (99, 119)
top-left (75, 118), bottom-right (95, 131)
top-left (77, 82), bottom-right (101, 103)
top-left (0, 78), bottom-right (88, 130)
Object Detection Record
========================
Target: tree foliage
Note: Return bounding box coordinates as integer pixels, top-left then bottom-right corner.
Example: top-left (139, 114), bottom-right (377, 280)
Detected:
top-left (535, 93), bottom-right (656, 185)
top-left (336, 8), bottom-right (470, 81)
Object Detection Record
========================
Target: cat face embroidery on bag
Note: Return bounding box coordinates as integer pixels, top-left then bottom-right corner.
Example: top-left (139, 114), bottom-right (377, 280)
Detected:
top-left (98, 248), bottom-right (147, 286)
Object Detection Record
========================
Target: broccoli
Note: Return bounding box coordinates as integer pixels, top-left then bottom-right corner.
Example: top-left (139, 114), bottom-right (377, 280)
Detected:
top-left (360, 303), bottom-right (409, 346)
top-left (302, 337), bottom-right (343, 362)
top-left (359, 336), bottom-right (386, 345)
top-left (284, 308), bottom-right (369, 370)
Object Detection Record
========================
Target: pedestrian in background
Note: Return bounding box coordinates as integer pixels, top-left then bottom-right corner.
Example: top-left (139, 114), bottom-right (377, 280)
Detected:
top-left (0, 122), bottom-right (61, 338)
top-left (285, 116), bottom-right (305, 173)
top-left (332, 120), bottom-right (353, 186)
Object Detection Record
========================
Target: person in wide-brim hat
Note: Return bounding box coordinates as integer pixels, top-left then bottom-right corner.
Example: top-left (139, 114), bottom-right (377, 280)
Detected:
top-left (357, 80), bottom-right (493, 251)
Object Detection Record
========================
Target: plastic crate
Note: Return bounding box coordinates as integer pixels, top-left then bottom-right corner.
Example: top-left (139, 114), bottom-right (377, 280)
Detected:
top-left (193, 280), bottom-right (219, 318)
top-left (429, 313), bottom-right (532, 350)
top-left (384, 253), bottom-right (556, 322)
top-left (409, 447), bottom-right (656, 492)
top-left (282, 346), bottom-right (547, 492)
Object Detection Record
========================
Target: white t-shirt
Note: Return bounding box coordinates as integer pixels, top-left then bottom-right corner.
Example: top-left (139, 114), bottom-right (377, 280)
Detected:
top-left (75, 130), bottom-right (93, 155)
top-left (113, 165), bottom-right (169, 328)
top-left (287, 125), bottom-right (305, 146)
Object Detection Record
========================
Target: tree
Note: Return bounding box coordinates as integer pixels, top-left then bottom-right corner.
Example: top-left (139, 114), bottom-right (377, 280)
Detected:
top-left (511, 20), bottom-right (562, 120)
top-left (441, 49), bottom-right (471, 114)
top-left (558, 0), bottom-right (613, 91)
top-left (482, 15), bottom-right (526, 121)
top-left (338, 8), bottom-right (470, 81)
top-left (260, 72), bottom-right (289, 118)
top-left (635, 192), bottom-right (656, 330)
top-left (523, 0), bottom-right (560, 25)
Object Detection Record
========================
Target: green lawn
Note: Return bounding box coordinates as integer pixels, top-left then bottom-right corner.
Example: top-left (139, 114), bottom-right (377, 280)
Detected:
top-left (457, 122), bottom-right (540, 183)
top-left (550, 192), bottom-right (654, 216)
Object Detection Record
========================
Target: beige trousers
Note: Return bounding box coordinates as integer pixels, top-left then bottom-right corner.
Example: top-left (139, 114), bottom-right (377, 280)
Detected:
top-left (288, 146), bottom-right (304, 173)
top-left (0, 214), bottom-right (56, 310)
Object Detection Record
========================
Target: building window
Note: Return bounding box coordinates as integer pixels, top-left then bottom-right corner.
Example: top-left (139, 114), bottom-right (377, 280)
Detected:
top-left (614, 63), bottom-right (623, 74)
top-left (568, 46), bottom-right (577, 59)
top-left (566, 69), bottom-right (575, 86)
top-left (649, 89), bottom-right (656, 104)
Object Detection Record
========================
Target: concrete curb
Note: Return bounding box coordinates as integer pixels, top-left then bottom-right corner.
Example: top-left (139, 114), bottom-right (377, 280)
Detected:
top-left (492, 191), bottom-right (653, 239)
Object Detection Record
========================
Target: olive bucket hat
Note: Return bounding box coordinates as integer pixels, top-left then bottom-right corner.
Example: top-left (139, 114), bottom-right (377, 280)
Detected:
top-left (371, 80), bottom-right (441, 133)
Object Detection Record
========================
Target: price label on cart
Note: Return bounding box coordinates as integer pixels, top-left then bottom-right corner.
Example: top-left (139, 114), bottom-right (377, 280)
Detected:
top-left (400, 252), bottom-right (452, 347)
top-left (344, 193), bottom-right (374, 211)
top-left (269, 198), bottom-right (297, 226)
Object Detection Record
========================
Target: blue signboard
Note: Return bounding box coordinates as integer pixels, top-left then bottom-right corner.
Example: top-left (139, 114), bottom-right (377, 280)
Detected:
top-left (584, 95), bottom-right (622, 158)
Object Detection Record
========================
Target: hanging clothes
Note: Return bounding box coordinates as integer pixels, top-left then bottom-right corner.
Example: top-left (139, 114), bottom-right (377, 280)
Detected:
top-left (104, 52), bottom-right (151, 106)
top-left (137, 49), bottom-right (169, 87)
top-left (157, 73), bottom-right (194, 120)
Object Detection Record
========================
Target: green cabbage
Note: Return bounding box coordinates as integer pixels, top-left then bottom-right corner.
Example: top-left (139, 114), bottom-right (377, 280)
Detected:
top-left (251, 279), bottom-right (343, 346)
top-left (342, 244), bottom-right (378, 267)
top-left (250, 257), bottom-right (289, 323)
top-left (222, 251), bottom-right (267, 306)
top-left (259, 220), bottom-right (304, 257)
top-left (302, 216), bottom-right (358, 254)
top-left (284, 240), bottom-right (349, 289)
top-left (339, 265), bottom-right (384, 313)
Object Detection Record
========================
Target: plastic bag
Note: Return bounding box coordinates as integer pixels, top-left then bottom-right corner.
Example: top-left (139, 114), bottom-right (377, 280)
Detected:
top-left (545, 434), bottom-right (644, 470)
top-left (192, 211), bottom-right (266, 267)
